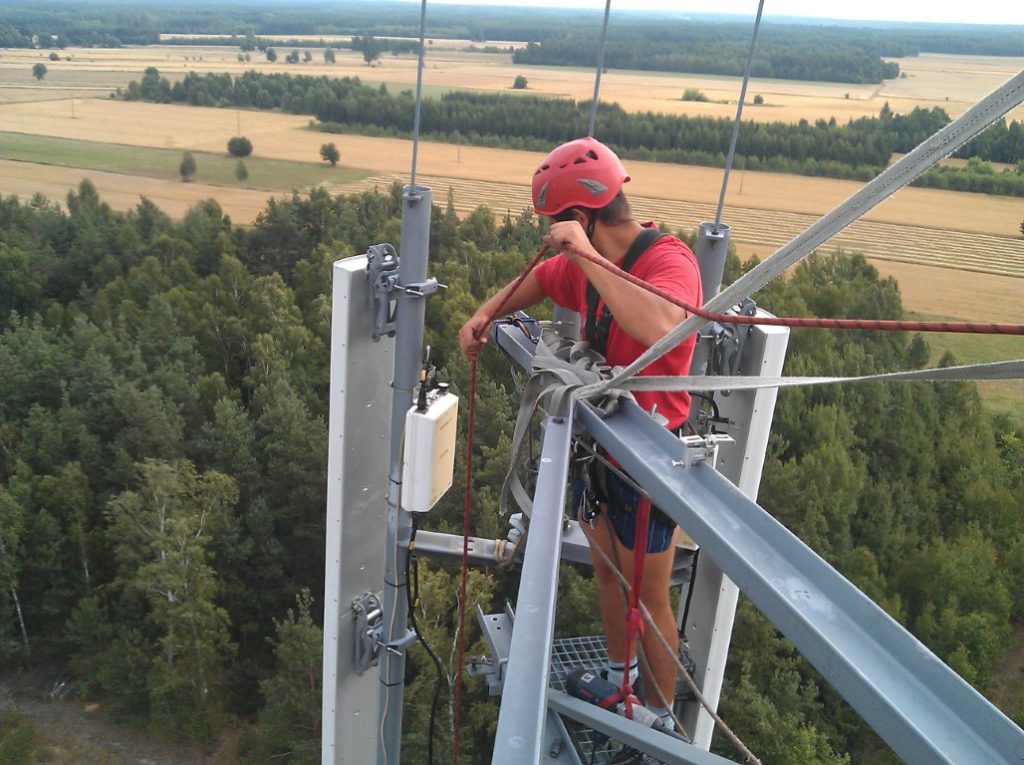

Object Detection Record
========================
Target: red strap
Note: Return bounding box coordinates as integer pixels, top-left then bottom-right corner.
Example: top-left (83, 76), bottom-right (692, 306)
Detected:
top-left (618, 495), bottom-right (652, 713)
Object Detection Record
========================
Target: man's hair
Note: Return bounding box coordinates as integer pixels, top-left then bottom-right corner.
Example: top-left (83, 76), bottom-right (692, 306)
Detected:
top-left (595, 190), bottom-right (632, 225)
top-left (554, 190), bottom-right (632, 226)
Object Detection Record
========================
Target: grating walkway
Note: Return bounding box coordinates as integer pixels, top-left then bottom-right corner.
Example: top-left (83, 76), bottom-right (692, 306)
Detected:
top-left (551, 636), bottom-right (664, 765)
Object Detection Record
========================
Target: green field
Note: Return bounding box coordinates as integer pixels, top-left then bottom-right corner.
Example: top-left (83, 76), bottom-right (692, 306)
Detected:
top-left (376, 81), bottom-right (558, 100)
top-left (0, 132), bottom-right (369, 191)
top-left (909, 311), bottom-right (1024, 420)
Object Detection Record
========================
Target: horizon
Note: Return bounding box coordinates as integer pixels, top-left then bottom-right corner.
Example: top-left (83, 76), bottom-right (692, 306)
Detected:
top-left (394, 0), bottom-right (1024, 27)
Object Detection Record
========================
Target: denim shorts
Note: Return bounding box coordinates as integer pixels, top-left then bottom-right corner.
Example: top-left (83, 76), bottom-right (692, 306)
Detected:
top-left (574, 469), bottom-right (676, 554)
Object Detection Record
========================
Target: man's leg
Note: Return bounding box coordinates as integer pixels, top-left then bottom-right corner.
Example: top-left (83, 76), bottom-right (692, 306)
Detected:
top-left (583, 512), bottom-right (680, 705)
top-left (638, 527), bottom-right (681, 709)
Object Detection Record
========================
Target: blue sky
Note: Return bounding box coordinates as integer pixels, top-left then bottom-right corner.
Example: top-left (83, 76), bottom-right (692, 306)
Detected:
top-left (407, 1), bottom-right (1023, 26)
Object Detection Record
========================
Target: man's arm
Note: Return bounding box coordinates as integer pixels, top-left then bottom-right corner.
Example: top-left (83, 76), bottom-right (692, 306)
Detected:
top-left (546, 222), bottom-right (688, 347)
top-left (458, 270), bottom-right (546, 358)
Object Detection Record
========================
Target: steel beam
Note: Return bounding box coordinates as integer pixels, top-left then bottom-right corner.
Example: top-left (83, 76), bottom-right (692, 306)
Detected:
top-left (547, 691), bottom-right (737, 765)
top-left (578, 400), bottom-right (1024, 765)
top-left (492, 414), bottom-right (574, 765)
top-left (681, 321), bottom-right (789, 747)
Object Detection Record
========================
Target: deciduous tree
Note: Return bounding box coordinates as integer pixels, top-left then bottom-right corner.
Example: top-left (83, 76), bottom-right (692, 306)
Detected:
top-left (227, 136), bottom-right (253, 157)
top-left (318, 142), bottom-right (339, 166)
top-left (179, 151), bottom-right (196, 182)
top-left (107, 460), bottom-right (239, 741)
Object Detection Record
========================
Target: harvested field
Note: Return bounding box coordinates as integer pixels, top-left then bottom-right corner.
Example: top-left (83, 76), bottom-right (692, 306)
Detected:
top-left (0, 159), bottom-right (280, 221)
top-left (343, 171), bottom-right (1024, 281)
top-left (2, 45), bottom-right (1021, 122)
top-left (2, 99), bottom-right (1021, 234)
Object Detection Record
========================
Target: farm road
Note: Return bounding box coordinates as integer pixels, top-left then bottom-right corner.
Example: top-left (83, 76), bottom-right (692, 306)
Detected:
top-left (343, 173), bottom-right (1024, 279)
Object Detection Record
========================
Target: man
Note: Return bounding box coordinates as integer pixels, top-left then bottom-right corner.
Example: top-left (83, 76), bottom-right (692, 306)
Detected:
top-left (458, 136), bottom-right (702, 729)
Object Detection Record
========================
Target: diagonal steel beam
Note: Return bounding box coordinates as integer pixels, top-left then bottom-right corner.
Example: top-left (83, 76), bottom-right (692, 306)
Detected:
top-left (491, 413), bottom-right (574, 765)
top-left (578, 400), bottom-right (1024, 765)
top-left (548, 690), bottom-right (739, 765)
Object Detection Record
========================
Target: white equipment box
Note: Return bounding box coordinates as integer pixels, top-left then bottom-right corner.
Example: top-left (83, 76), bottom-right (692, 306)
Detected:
top-left (401, 389), bottom-right (459, 513)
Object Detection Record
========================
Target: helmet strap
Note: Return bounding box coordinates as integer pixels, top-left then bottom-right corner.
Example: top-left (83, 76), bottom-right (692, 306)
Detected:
top-left (585, 210), bottom-right (598, 241)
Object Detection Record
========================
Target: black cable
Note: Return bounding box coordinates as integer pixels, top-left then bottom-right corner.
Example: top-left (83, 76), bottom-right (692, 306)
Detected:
top-left (406, 516), bottom-right (449, 765)
top-left (688, 392), bottom-right (722, 435)
top-left (679, 548), bottom-right (700, 646)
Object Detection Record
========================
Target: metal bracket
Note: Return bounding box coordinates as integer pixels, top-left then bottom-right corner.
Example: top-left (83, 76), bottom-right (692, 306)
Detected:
top-left (366, 243), bottom-right (400, 341)
top-left (365, 243), bottom-right (445, 340)
top-left (675, 434), bottom-right (733, 468)
top-left (353, 592), bottom-right (383, 675)
top-left (402, 278), bottom-right (444, 298)
top-left (470, 603), bottom-right (515, 696)
top-left (709, 297), bottom-right (757, 380)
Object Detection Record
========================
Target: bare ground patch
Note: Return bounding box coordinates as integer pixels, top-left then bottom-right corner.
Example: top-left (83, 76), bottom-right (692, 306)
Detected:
top-left (0, 669), bottom-right (234, 765)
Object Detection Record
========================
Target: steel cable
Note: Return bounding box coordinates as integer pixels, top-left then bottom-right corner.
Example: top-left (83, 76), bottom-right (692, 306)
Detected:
top-left (714, 0), bottom-right (765, 230)
top-left (588, 0), bottom-right (614, 138)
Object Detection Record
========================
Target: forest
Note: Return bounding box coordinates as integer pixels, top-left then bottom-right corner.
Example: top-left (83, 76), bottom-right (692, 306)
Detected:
top-left (1, 182), bottom-right (1021, 763)
top-left (125, 68), bottom-right (1024, 195)
top-left (512, 38), bottom-right (900, 85)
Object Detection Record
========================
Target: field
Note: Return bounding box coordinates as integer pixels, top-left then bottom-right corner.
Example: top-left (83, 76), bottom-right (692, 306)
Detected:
top-left (3, 44), bottom-right (1023, 123)
top-left (0, 132), bottom-right (367, 190)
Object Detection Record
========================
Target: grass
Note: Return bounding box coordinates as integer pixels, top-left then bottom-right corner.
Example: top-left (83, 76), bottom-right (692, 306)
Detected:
top-left (908, 310), bottom-right (1024, 420)
top-left (0, 711), bottom-right (39, 765)
top-left (0, 132), bottom-right (369, 192)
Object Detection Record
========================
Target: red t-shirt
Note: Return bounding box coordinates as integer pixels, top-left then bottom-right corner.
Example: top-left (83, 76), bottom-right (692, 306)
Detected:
top-left (533, 227), bottom-right (702, 431)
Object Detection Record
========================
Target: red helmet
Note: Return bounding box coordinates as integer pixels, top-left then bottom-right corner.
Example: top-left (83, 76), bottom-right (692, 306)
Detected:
top-left (532, 137), bottom-right (630, 217)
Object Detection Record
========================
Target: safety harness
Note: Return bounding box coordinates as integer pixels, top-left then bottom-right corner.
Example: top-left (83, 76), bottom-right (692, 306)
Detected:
top-left (584, 226), bottom-right (665, 357)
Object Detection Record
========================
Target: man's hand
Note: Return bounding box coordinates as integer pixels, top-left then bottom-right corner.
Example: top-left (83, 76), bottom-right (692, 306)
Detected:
top-left (458, 312), bottom-right (491, 358)
top-left (544, 220), bottom-right (598, 265)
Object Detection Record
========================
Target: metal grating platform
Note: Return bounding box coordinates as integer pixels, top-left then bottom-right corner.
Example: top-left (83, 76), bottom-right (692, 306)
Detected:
top-left (551, 636), bottom-right (664, 765)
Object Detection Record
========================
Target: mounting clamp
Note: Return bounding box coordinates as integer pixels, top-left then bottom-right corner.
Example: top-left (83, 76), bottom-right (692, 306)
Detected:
top-left (353, 592), bottom-right (383, 675)
top-left (367, 243), bottom-right (400, 341)
top-left (674, 433), bottom-right (734, 469)
top-left (710, 297), bottom-right (758, 380)
top-left (366, 243), bottom-right (444, 341)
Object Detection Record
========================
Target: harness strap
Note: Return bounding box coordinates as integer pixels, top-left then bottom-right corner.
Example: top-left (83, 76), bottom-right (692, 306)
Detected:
top-left (584, 227), bottom-right (665, 357)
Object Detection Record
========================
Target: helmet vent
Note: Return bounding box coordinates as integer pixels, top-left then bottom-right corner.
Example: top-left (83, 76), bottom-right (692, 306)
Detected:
top-left (586, 150), bottom-right (599, 160)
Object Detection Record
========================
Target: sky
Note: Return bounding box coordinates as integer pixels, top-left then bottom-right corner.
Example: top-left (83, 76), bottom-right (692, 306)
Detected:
top-left (409, 0), bottom-right (1024, 26)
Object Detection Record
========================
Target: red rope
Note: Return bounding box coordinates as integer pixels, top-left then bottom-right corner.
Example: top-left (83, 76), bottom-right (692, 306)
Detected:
top-left (451, 244), bottom-right (550, 765)
top-left (619, 496), bottom-right (652, 719)
top-left (452, 355), bottom-right (476, 765)
top-left (560, 241), bottom-right (1024, 336)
